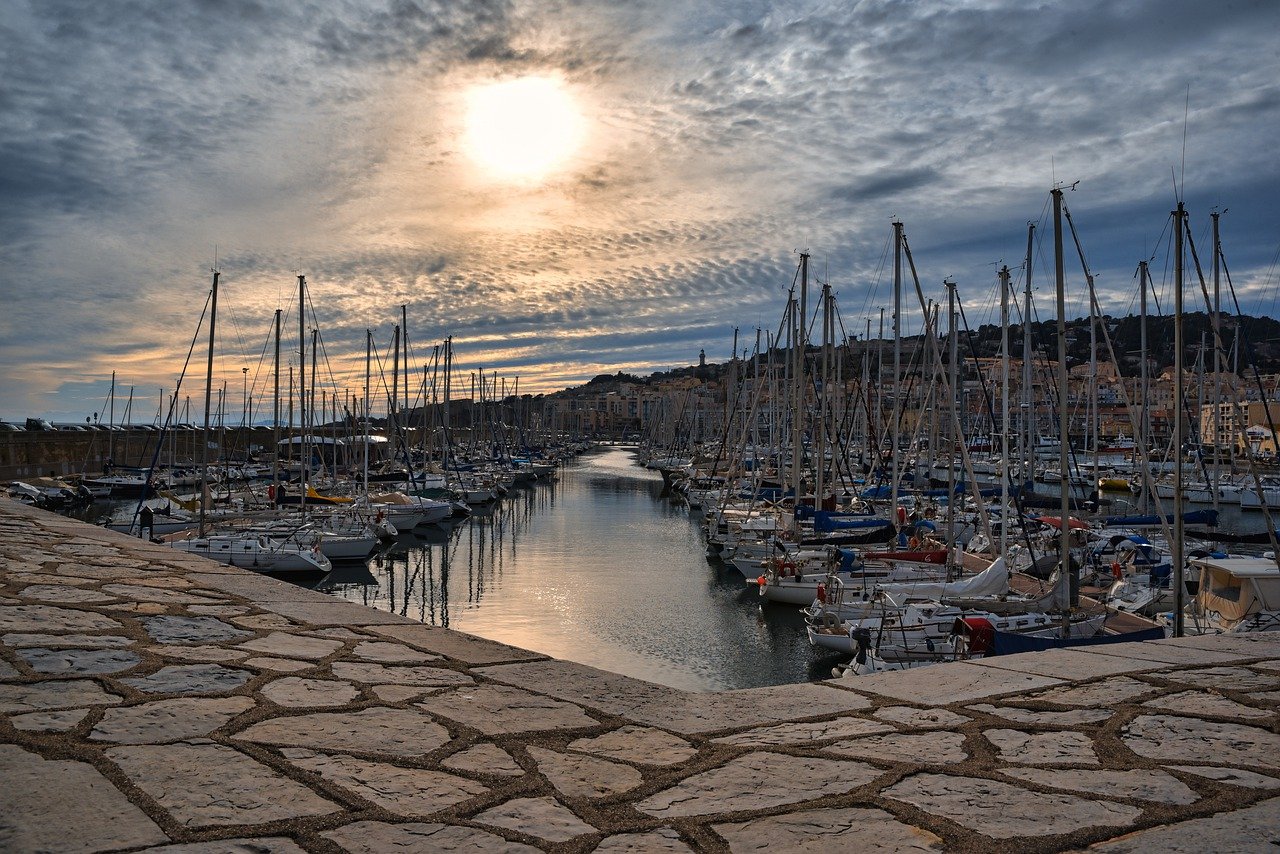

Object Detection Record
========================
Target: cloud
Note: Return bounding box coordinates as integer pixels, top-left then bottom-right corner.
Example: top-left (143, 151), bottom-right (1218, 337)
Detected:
top-left (1, 0), bottom-right (1278, 420)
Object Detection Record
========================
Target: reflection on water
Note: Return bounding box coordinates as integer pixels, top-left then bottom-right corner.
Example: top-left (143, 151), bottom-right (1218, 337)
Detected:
top-left (326, 447), bottom-right (838, 691)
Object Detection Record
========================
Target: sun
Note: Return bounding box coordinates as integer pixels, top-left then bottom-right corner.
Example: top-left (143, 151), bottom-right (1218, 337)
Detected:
top-left (463, 76), bottom-right (583, 181)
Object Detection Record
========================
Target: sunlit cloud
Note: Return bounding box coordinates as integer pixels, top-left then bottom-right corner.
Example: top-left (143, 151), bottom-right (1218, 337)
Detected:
top-left (1, 0), bottom-right (1278, 421)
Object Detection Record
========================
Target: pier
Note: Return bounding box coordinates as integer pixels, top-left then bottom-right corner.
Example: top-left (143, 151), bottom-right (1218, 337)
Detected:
top-left (1, 497), bottom-right (1278, 852)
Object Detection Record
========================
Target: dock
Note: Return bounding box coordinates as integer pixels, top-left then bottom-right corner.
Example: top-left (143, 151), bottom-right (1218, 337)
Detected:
top-left (1, 497), bottom-right (1278, 852)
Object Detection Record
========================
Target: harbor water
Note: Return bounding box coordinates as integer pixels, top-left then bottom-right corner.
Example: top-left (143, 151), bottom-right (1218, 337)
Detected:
top-left (327, 446), bottom-right (839, 691)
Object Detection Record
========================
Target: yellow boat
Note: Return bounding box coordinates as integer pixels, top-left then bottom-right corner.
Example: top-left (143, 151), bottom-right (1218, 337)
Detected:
top-left (1098, 477), bottom-right (1133, 492)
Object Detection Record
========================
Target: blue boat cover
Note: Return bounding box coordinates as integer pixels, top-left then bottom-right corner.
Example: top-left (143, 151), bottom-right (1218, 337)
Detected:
top-left (991, 626), bottom-right (1165, 655)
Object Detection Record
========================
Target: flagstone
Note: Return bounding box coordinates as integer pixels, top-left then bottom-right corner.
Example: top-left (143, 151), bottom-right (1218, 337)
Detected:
top-left (260, 676), bottom-right (359, 708)
top-left (17, 647), bottom-right (141, 675)
top-left (824, 731), bottom-right (968, 765)
top-left (637, 752), bottom-right (881, 818)
top-left (1151, 666), bottom-right (1280, 693)
top-left (473, 796), bottom-right (597, 843)
top-left (1088, 796), bottom-right (1280, 852)
top-left (352, 640), bottom-right (441, 662)
top-left (102, 584), bottom-right (222, 605)
top-left (9, 708), bottom-right (90, 732)
top-left (122, 663), bottom-right (254, 695)
top-left (1166, 764), bottom-right (1280, 789)
top-left (1124, 714), bottom-right (1280, 768)
top-left (242, 656), bottom-right (311, 672)
top-left (568, 725), bottom-right (697, 766)
top-left (594, 828), bottom-right (693, 852)
top-left (1141, 690), bottom-right (1272, 719)
top-left (332, 660), bottom-right (473, 686)
top-left (883, 772), bottom-right (1139, 839)
top-left (235, 706), bottom-right (451, 756)
top-left (237, 631), bottom-right (343, 660)
top-left (2, 632), bottom-right (133, 648)
top-left (0, 679), bottom-right (122, 712)
top-left (17, 584), bottom-right (116, 604)
top-left (141, 615), bottom-right (253, 645)
top-left (967, 703), bottom-right (1113, 726)
top-left (153, 644), bottom-right (249, 663)
top-left (135, 838), bottom-right (308, 853)
top-left (0, 604), bottom-right (122, 633)
top-left (441, 743), bottom-right (525, 777)
top-left (873, 706), bottom-right (971, 730)
top-left (528, 745), bottom-right (643, 798)
top-left (0, 744), bottom-right (167, 851)
top-left (281, 748), bottom-right (488, 815)
top-left (106, 741), bottom-right (339, 827)
top-left (1025, 676), bottom-right (1158, 707)
top-left (985, 729), bottom-right (1099, 765)
top-left (419, 684), bottom-right (596, 734)
top-left (321, 820), bottom-right (540, 853)
top-left (91, 696), bottom-right (256, 743)
top-left (713, 715), bottom-right (893, 746)
top-left (712, 806), bottom-right (944, 852)
top-left (1001, 767), bottom-right (1199, 804)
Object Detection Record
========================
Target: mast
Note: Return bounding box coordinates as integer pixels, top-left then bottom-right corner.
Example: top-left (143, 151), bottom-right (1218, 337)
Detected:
top-left (272, 309), bottom-right (281, 497)
top-left (1139, 261), bottom-right (1150, 509)
top-left (791, 254), bottom-right (809, 515)
top-left (1052, 188), bottom-right (1072, 633)
top-left (1000, 265), bottom-right (1011, 557)
top-left (107, 371), bottom-right (116, 462)
top-left (364, 329), bottom-right (371, 498)
top-left (1172, 202), bottom-right (1187, 637)
top-left (199, 268), bottom-right (219, 536)
top-left (946, 278), bottom-right (958, 570)
top-left (297, 274), bottom-right (307, 514)
top-left (1023, 224), bottom-right (1035, 488)
top-left (891, 222), bottom-right (903, 519)
top-left (1212, 210), bottom-right (1223, 487)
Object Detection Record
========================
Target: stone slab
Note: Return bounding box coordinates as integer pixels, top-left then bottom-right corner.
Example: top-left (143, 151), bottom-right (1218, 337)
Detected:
top-left (568, 725), bottom-right (697, 766)
top-left (1001, 767), bottom-right (1199, 804)
top-left (1024, 676), bottom-right (1159, 707)
top-left (1, 632), bottom-right (133, 648)
top-left (16, 584), bottom-right (116, 604)
top-left (91, 697), bottom-right (256, 743)
top-left (1167, 764), bottom-right (1280, 789)
top-left (528, 745), bottom-right (643, 798)
top-left (16, 647), bottom-right (141, 675)
top-left (0, 743), bottom-right (168, 851)
top-left (636, 752), bottom-right (882, 817)
top-left (1150, 665), bottom-right (1280, 693)
top-left (418, 684), bottom-right (597, 735)
top-left (713, 715), bottom-right (893, 746)
top-left (237, 631), bottom-right (344, 660)
top-left (235, 706), bottom-right (451, 756)
top-left (260, 676), bottom-right (360, 708)
top-left (255, 600), bottom-right (412, 626)
top-left (1085, 640), bottom-right (1253, 666)
top-left (1124, 714), bottom-right (1280, 768)
top-left (136, 839), bottom-right (308, 853)
top-left (967, 703), bottom-right (1113, 726)
top-left (369, 623), bottom-right (541, 665)
top-left (0, 604), bottom-right (123, 633)
top-left (873, 706), bottom-right (971, 730)
top-left (595, 828), bottom-right (694, 853)
top-left (331, 660), bottom-right (474, 686)
top-left (823, 731), bottom-right (969, 765)
top-left (473, 796), bottom-right (597, 843)
top-left (322, 820), bottom-right (540, 853)
top-left (121, 663), bottom-right (254, 695)
top-left (844, 661), bottom-right (1064, 705)
top-left (476, 659), bottom-right (870, 734)
top-left (281, 748), bottom-right (488, 816)
top-left (141, 615), bottom-right (253, 645)
top-left (969, 648), bottom-right (1162, 680)
top-left (985, 728), bottom-right (1099, 765)
top-left (9, 707), bottom-right (90, 731)
top-left (0, 679), bottom-right (122, 712)
top-left (1088, 796), bottom-right (1280, 852)
top-left (352, 640), bottom-right (441, 662)
top-left (1142, 689), bottom-right (1272, 719)
top-left (242, 657), bottom-right (311, 672)
top-left (712, 806), bottom-right (944, 852)
top-left (883, 772), bottom-right (1139, 839)
top-left (153, 644), bottom-right (250, 663)
top-left (106, 741), bottom-right (339, 827)
top-left (442, 743), bottom-right (525, 777)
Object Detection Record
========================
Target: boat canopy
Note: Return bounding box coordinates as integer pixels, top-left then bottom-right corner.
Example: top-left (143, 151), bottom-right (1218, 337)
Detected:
top-left (1192, 556), bottom-right (1280, 624)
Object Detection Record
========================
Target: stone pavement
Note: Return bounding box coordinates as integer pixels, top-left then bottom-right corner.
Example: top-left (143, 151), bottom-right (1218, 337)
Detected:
top-left (1, 498), bottom-right (1278, 853)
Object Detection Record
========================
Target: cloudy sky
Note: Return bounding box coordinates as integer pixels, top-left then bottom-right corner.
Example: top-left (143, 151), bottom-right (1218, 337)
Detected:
top-left (2, 0), bottom-right (1278, 424)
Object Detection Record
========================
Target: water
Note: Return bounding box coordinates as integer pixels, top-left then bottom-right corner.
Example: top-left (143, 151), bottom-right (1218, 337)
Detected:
top-left (327, 447), bottom-right (841, 691)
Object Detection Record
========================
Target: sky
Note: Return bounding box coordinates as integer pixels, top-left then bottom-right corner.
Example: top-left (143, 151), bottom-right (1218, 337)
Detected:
top-left (2, 0), bottom-right (1279, 424)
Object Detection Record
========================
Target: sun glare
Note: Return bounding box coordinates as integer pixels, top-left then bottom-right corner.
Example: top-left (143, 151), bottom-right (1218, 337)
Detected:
top-left (464, 76), bottom-right (583, 181)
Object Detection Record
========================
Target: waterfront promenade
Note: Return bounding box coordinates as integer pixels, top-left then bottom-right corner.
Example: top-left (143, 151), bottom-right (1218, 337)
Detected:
top-left (1, 498), bottom-right (1278, 852)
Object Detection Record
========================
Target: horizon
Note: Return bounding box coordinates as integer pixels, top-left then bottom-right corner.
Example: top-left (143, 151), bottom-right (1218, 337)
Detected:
top-left (3, 1), bottom-right (1278, 423)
